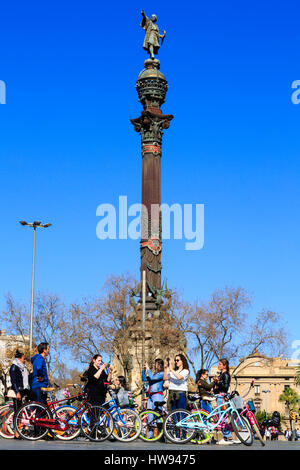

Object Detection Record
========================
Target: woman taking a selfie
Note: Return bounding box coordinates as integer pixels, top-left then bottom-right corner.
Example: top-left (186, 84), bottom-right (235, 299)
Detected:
top-left (84, 354), bottom-right (112, 406)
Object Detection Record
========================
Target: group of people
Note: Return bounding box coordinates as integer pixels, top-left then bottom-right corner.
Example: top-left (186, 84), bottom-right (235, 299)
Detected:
top-left (284, 428), bottom-right (299, 441)
top-left (9, 343), bottom-right (50, 407)
top-left (264, 426), bottom-right (279, 441)
top-left (142, 354), bottom-right (236, 445)
top-left (8, 344), bottom-right (236, 444)
top-left (8, 343), bottom-right (50, 438)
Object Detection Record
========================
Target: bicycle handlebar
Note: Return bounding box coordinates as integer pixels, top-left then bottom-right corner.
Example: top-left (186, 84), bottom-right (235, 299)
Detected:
top-left (232, 376), bottom-right (255, 399)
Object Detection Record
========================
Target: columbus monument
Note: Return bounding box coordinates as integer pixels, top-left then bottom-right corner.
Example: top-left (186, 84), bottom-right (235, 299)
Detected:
top-left (114, 12), bottom-right (186, 394)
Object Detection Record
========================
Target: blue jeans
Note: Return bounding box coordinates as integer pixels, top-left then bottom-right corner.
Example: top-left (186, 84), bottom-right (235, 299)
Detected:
top-left (170, 392), bottom-right (186, 411)
top-left (31, 387), bottom-right (47, 405)
top-left (169, 392), bottom-right (187, 439)
top-left (216, 395), bottom-right (232, 439)
top-left (146, 393), bottom-right (165, 438)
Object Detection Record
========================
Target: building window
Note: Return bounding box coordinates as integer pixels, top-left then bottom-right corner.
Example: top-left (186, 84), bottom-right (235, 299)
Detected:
top-left (254, 385), bottom-right (260, 395)
top-left (254, 401), bottom-right (261, 412)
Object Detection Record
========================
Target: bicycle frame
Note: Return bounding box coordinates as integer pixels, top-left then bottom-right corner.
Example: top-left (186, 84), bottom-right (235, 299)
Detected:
top-left (241, 403), bottom-right (259, 427)
top-left (103, 395), bottom-right (131, 426)
top-left (18, 390), bottom-right (93, 432)
top-left (176, 398), bottom-right (242, 433)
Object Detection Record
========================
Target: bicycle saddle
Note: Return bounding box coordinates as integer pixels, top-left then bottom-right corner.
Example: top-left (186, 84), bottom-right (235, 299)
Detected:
top-left (202, 395), bottom-right (215, 402)
top-left (154, 400), bottom-right (166, 407)
top-left (188, 394), bottom-right (200, 402)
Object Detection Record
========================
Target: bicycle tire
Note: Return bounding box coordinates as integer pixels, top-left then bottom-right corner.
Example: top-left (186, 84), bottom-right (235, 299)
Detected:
top-left (80, 405), bottom-right (114, 442)
top-left (0, 408), bottom-right (15, 439)
top-left (52, 405), bottom-right (81, 441)
top-left (189, 409), bottom-right (213, 445)
top-left (139, 409), bottom-right (164, 442)
top-left (14, 401), bottom-right (52, 441)
top-left (163, 409), bottom-right (196, 444)
top-left (112, 408), bottom-right (142, 442)
top-left (231, 411), bottom-right (253, 446)
top-left (251, 419), bottom-right (265, 446)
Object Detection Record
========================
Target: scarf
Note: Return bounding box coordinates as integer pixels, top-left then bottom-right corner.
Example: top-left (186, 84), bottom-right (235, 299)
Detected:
top-left (13, 358), bottom-right (29, 390)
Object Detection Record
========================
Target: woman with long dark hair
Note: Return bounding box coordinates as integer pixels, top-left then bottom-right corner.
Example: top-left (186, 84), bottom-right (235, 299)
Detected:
top-left (143, 359), bottom-right (165, 408)
top-left (214, 358), bottom-right (237, 445)
top-left (164, 353), bottom-right (189, 411)
top-left (84, 354), bottom-right (112, 406)
top-left (214, 358), bottom-right (230, 394)
top-left (112, 375), bottom-right (130, 408)
top-left (9, 350), bottom-right (30, 438)
top-left (196, 368), bottom-right (215, 413)
top-left (142, 359), bottom-right (165, 439)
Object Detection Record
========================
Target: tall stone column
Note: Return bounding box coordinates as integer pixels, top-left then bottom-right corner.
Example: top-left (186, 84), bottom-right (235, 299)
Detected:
top-left (131, 59), bottom-right (173, 313)
top-left (113, 15), bottom-right (187, 395)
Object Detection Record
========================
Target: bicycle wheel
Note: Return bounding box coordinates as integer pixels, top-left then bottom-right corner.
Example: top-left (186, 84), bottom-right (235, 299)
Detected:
top-left (113, 408), bottom-right (142, 442)
top-left (251, 419), bottom-right (265, 446)
top-left (139, 410), bottom-right (164, 442)
top-left (231, 411), bottom-right (253, 446)
top-left (0, 407), bottom-right (15, 439)
top-left (163, 409), bottom-right (196, 444)
top-left (52, 405), bottom-right (81, 441)
top-left (189, 410), bottom-right (213, 445)
top-left (80, 405), bottom-right (113, 442)
top-left (14, 402), bottom-right (52, 441)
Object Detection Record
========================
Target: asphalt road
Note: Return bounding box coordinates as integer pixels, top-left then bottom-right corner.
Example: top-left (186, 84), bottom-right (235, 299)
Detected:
top-left (0, 437), bottom-right (298, 451)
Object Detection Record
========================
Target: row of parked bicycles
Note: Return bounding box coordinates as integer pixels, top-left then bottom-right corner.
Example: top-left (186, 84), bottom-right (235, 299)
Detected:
top-left (0, 379), bottom-right (271, 446)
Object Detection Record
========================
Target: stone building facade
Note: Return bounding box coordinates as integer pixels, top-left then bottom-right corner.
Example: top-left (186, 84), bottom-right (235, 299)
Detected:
top-left (211, 351), bottom-right (300, 424)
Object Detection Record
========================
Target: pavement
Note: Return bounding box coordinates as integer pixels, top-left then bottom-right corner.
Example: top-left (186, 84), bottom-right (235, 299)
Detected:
top-left (0, 437), bottom-right (299, 451)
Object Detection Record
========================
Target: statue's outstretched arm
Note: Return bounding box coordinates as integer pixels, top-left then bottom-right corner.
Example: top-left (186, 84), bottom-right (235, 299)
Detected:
top-left (141, 10), bottom-right (148, 28)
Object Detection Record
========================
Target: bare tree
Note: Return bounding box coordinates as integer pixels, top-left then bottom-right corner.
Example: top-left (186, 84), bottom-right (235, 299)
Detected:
top-left (1, 293), bottom-right (29, 343)
top-left (61, 274), bottom-right (136, 374)
top-left (0, 291), bottom-right (65, 381)
top-left (169, 286), bottom-right (289, 373)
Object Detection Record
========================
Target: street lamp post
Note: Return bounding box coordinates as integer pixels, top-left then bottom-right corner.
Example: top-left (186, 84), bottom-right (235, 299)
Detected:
top-left (19, 220), bottom-right (52, 351)
top-left (141, 270), bottom-right (146, 401)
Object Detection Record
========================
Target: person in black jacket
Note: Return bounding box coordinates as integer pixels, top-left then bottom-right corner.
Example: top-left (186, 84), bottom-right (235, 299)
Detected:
top-left (214, 358), bottom-right (236, 445)
top-left (9, 350), bottom-right (30, 438)
top-left (85, 354), bottom-right (113, 406)
top-left (213, 358), bottom-right (231, 395)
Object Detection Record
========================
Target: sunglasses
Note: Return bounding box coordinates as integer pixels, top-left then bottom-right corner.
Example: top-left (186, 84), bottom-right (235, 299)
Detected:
top-left (175, 359), bottom-right (181, 362)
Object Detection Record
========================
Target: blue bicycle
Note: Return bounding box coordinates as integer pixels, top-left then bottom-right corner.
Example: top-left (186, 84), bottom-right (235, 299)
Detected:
top-left (56, 384), bottom-right (142, 442)
top-left (163, 390), bottom-right (253, 446)
top-left (101, 388), bottom-right (142, 442)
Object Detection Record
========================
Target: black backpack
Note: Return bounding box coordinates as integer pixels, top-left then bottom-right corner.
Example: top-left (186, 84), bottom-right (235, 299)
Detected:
top-left (262, 411), bottom-right (281, 429)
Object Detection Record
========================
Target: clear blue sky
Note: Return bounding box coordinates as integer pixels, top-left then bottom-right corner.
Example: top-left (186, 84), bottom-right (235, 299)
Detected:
top-left (0, 0), bottom-right (299, 356)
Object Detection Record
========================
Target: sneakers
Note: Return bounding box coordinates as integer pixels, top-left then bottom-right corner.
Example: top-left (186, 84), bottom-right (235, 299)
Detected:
top-left (216, 438), bottom-right (241, 445)
top-left (216, 438), bottom-right (234, 445)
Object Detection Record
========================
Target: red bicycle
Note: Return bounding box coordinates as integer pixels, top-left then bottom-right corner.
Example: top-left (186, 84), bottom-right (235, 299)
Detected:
top-left (14, 384), bottom-right (113, 441)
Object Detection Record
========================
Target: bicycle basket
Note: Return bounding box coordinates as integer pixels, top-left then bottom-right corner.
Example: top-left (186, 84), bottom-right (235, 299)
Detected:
top-left (54, 390), bottom-right (66, 401)
top-left (54, 388), bottom-right (70, 401)
top-left (232, 395), bottom-right (244, 411)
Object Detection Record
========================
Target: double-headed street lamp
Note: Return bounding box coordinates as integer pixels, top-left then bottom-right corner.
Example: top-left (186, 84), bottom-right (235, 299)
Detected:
top-left (19, 220), bottom-right (52, 351)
